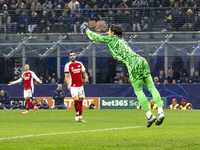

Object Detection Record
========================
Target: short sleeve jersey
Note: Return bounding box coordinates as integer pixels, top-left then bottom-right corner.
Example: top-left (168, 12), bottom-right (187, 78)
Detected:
top-left (64, 61), bottom-right (86, 87)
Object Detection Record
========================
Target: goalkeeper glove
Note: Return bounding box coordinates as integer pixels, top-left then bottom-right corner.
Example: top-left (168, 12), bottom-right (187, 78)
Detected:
top-left (80, 22), bottom-right (89, 33)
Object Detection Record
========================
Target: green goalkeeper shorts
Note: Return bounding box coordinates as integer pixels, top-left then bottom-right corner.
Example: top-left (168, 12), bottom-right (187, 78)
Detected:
top-left (128, 56), bottom-right (151, 83)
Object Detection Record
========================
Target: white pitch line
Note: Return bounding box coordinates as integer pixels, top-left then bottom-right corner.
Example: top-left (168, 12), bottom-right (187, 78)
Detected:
top-left (0, 126), bottom-right (142, 141)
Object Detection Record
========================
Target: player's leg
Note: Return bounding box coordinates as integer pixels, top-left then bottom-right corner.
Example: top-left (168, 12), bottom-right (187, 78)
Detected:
top-left (22, 97), bottom-right (30, 114)
top-left (74, 95), bottom-right (80, 121)
top-left (143, 75), bottom-right (165, 126)
top-left (77, 86), bottom-right (86, 122)
top-left (131, 79), bottom-right (156, 127)
top-left (22, 90), bottom-right (30, 114)
top-left (71, 87), bottom-right (80, 121)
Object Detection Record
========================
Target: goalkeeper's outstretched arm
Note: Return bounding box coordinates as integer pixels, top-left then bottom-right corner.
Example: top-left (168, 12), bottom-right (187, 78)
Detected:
top-left (80, 22), bottom-right (111, 44)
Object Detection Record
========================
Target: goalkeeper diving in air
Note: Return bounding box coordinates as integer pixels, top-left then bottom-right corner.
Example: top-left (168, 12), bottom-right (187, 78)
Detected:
top-left (80, 23), bottom-right (165, 127)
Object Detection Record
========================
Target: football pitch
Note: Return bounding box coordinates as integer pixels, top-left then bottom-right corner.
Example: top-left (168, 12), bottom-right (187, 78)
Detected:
top-left (0, 110), bottom-right (200, 150)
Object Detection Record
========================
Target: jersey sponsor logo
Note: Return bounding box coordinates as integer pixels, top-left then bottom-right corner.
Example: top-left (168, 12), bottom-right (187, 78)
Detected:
top-left (23, 76), bottom-right (31, 80)
top-left (71, 68), bottom-right (81, 74)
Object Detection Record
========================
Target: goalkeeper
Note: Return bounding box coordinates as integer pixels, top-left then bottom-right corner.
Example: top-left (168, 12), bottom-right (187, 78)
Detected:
top-left (81, 23), bottom-right (165, 127)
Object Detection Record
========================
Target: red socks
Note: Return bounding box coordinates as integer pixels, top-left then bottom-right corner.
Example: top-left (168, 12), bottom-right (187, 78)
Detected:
top-left (26, 99), bottom-right (30, 111)
top-left (30, 101), bottom-right (34, 107)
top-left (79, 100), bottom-right (83, 116)
top-left (74, 100), bottom-right (79, 113)
top-left (26, 98), bottom-right (35, 111)
top-left (74, 100), bottom-right (83, 116)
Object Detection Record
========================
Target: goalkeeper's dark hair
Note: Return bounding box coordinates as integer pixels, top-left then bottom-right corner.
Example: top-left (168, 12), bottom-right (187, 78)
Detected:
top-left (110, 25), bottom-right (123, 38)
top-left (68, 51), bottom-right (75, 56)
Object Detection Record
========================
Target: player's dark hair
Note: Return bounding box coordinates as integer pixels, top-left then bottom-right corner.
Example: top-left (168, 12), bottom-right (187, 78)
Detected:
top-left (69, 51), bottom-right (75, 56)
top-left (110, 25), bottom-right (123, 38)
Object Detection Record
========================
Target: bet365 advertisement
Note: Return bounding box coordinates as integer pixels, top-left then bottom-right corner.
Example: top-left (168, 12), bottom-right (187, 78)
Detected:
top-left (100, 97), bottom-right (167, 109)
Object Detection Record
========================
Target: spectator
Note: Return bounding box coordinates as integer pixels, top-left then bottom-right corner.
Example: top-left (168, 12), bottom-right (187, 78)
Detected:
top-left (183, 9), bottom-right (193, 31)
top-left (195, 11), bottom-right (200, 31)
top-left (82, 3), bottom-right (90, 19)
top-left (168, 98), bottom-right (180, 110)
top-left (167, 70), bottom-right (176, 83)
top-left (132, 10), bottom-right (141, 32)
top-left (0, 0), bottom-right (5, 13)
top-left (24, 0), bottom-right (31, 10)
top-left (0, 90), bottom-right (10, 109)
top-left (57, 11), bottom-right (67, 32)
top-left (173, 10), bottom-right (185, 31)
top-left (163, 79), bottom-right (168, 84)
top-left (118, 71), bottom-right (128, 84)
top-left (149, 99), bottom-right (158, 110)
top-left (171, 2), bottom-right (181, 20)
top-left (18, 10), bottom-right (29, 33)
top-left (39, 10), bottom-right (48, 32)
top-left (64, 2), bottom-right (70, 9)
top-left (28, 11), bottom-right (39, 33)
top-left (9, 0), bottom-right (17, 14)
top-left (131, 1), bottom-right (138, 18)
top-left (189, 71), bottom-right (200, 83)
top-left (39, 99), bottom-right (49, 109)
top-left (68, 9), bottom-right (76, 32)
top-left (53, 84), bottom-right (67, 109)
top-left (118, 79), bottom-right (123, 84)
top-left (49, 12), bottom-right (58, 33)
top-left (74, 13), bottom-right (84, 33)
top-left (55, 5), bottom-right (62, 17)
top-left (107, 10), bottom-right (115, 25)
top-left (158, 70), bottom-right (166, 83)
top-left (31, 0), bottom-right (41, 11)
top-left (179, 0), bottom-right (184, 7)
top-left (11, 9), bottom-right (20, 33)
top-left (10, 100), bottom-right (21, 109)
top-left (42, 0), bottom-right (52, 10)
top-left (51, 77), bottom-right (57, 84)
top-left (180, 99), bottom-right (192, 110)
top-left (140, 1), bottom-right (149, 29)
top-left (115, 9), bottom-right (123, 26)
top-left (162, 9), bottom-right (171, 32)
top-left (136, 104), bottom-right (143, 109)
top-left (153, 76), bottom-right (159, 84)
top-left (186, 0), bottom-right (194, 7)
top-left (120, 10), bottom-right (129, 31)
top-left (69, 0), bottom-right (79, 9)
top-left (90, 4), bottom-right (102, 22)
top-left (118, 1), bottom-right (128, 14)
top-left (57, 0), bottom-right (65, 9)
top-left (0, 11), bottom-right (11, 33)
top-left (16, 0), bottom-right (24, 10)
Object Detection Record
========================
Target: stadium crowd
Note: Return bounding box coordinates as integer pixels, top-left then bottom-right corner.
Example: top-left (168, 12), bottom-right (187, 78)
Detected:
top-left (0, 0), bottom-right (200, 33)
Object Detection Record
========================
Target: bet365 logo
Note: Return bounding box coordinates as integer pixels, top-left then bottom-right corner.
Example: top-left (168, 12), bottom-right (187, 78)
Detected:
top-left (102, 100), bottom-right (139, 107)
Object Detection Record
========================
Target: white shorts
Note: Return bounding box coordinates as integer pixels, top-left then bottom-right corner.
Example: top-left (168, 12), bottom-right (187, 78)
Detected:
top-left (24, 89), bottom-right (32, 98)
top-left (70, 86), bottom-right (85, 98)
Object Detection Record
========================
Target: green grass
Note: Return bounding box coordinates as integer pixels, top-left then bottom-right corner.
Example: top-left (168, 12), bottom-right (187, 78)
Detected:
top-left (0, 109), bottom-right (200, 150)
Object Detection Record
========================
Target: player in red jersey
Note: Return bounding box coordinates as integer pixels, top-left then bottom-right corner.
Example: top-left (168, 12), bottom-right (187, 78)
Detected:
top-left (8, 64), bottom-right (42, 114)
top-left (64, 51), bottom-right (89, 122)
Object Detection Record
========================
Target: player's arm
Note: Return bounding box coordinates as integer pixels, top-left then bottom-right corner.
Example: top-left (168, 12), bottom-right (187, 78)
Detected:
top-left (80, 22), bottom-right (111, 44)
top-left (82, 71), bottom-right (89, 84)
top-left (8, 78), bottom-right (23, 85)
top-left (65, 73), bottom-right (71, 91)
top-left (31, 72), bottom-right (42, 84)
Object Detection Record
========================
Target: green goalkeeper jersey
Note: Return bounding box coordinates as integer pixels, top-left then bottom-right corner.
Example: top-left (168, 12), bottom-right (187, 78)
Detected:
top-left (87, 31), bottom-right (150, 83)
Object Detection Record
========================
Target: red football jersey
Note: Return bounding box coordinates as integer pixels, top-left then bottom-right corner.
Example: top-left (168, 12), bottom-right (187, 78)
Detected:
top-left (22, 71), bottom-right (32, 90)
top-left (64, 61), bottom-right (85, 87)
top-left (12, 70), bottom-right (40, 93)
